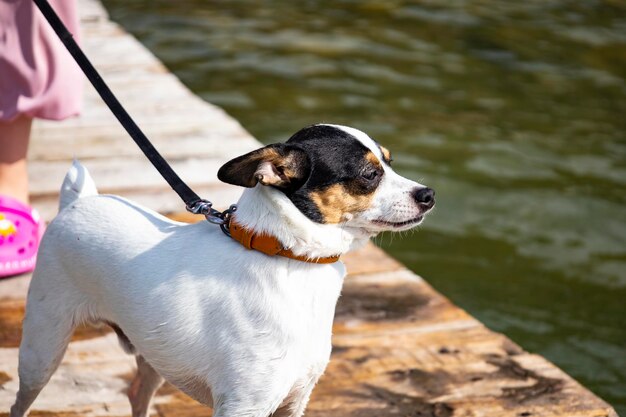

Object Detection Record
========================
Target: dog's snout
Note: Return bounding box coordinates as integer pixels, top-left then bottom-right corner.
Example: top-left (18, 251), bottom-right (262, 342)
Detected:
top-left (412, 187), bottom-right (435, 209)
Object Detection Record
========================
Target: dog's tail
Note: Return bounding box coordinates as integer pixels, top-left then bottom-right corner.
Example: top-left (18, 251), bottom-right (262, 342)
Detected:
top-left (59, 159), bottom-right (99, 211)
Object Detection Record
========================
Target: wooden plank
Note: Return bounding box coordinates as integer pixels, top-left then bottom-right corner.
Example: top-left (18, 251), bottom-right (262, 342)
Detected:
top-left (333, 271), bottom-right (479, 337)
top-left (29, 155), bottom-right (234, 196)
top-left (35, 75), bottom-right (211, 121)
top-left (30, 91), bottom-right (251, 143)
top-left (81, 25), bottom-right (166, 72)
top-left (311, 339), bottom-right (612, 417)
top-left (29, 128), bottom-right (257, 161)
top-left (341, 244), bottom-right (404, 276)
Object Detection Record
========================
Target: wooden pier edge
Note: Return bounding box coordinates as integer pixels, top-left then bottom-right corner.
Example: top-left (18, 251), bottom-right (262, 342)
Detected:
top-left (0, 1), bottom-right (618, 416)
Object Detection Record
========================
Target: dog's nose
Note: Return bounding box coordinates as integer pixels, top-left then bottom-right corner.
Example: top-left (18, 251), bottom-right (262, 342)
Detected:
top-left (412, 187), bottom-right (435, 209)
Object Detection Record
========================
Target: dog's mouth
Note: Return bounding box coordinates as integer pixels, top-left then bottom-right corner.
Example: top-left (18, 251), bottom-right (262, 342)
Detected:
top-left (371, 215), bottom-right (424, 229)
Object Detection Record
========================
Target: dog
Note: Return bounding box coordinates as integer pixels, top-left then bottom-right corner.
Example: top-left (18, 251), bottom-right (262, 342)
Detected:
top-left (10, 124), bottom-right (435, 417)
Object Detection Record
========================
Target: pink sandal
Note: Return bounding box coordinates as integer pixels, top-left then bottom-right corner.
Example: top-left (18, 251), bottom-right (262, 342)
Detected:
top-left (0, 195), bottom-right (44, 278)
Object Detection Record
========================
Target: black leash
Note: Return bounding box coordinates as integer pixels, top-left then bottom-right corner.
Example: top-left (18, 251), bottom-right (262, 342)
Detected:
top-left (33, 0), bottom-right (236, 229)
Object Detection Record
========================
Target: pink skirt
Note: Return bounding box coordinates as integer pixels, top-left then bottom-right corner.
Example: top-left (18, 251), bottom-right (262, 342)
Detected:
top-left (0, 0), bottom-right (82, 121)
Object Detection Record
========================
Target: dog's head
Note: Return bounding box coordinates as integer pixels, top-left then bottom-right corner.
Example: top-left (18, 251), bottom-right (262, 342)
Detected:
top-left (218, 124), bottom-right (434, 233)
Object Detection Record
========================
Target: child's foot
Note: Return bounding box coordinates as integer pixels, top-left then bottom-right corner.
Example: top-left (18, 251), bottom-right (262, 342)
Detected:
top-left (0, 195), bottom-right (44, 278)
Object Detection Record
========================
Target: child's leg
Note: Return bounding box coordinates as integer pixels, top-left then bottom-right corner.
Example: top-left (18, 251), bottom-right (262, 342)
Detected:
top-left (0, 115), bottom-right (32, 205)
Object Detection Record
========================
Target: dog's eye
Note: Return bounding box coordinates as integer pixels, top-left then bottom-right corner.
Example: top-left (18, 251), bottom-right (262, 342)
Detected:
top-left (361, 170), bottom-right (379, 181)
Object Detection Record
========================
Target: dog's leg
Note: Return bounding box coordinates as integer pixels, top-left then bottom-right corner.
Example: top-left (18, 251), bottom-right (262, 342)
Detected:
top-left (212, 400), bottom-right (273, 417)
top-left (128, 355), bottom-right (164, 417)
top-left (282, 385), bottom-right (315, 417)
top-left (271, 376), bottom-right (319, 417)
top-left (9, 292), bottom-right (76, 417)
top-left (213, 386), bottom-right (315, 417)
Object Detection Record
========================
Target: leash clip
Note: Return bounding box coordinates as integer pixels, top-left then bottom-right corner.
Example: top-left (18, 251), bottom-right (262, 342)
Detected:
top-left (186, 199), bottom-right (222, 223)
top-left (186, 199), bottom-right (237, 236)
top-left (186, 199), bottom-right (213, 215)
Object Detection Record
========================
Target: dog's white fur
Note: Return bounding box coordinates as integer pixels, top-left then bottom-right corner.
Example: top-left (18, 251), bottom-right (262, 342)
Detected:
top-left (10, 126), bottom-right (429, 417)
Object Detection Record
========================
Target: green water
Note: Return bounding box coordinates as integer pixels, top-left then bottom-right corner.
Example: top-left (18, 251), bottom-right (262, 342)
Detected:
top-left (102, 0), bottom-right (626, 412)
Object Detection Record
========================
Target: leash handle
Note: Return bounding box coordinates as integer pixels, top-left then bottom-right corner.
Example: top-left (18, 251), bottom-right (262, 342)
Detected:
top-left (33, 0), bottom-right (202, 208)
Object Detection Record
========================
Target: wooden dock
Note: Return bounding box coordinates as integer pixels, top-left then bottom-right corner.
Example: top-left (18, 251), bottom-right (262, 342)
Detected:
top-left (0, 1), bottom-right (618, 416)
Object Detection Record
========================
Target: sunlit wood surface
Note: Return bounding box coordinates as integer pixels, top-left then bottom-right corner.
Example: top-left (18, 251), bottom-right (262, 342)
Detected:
top-left (0, 1), bottom-right (616, 416)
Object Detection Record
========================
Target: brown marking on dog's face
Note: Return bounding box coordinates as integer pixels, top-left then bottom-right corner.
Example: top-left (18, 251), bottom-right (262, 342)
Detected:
top-left (308, 150), bottom-right (383, 223)
top-left (379, 145), bottom-right (393, 164)
top-left (310, 183), bottom-right (377, 223)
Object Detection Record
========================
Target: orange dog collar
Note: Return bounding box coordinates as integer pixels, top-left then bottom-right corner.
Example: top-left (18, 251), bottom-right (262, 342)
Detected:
top-left (228, 218), bottom-right (340, 264)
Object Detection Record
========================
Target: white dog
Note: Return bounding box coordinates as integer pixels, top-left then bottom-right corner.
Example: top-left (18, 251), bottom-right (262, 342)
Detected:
top-left (10, 124), bottom-right (435, 417)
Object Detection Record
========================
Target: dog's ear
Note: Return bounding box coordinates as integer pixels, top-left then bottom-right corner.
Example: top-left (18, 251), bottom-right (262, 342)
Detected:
top-left (218, 144), bottom-right (310, 190)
